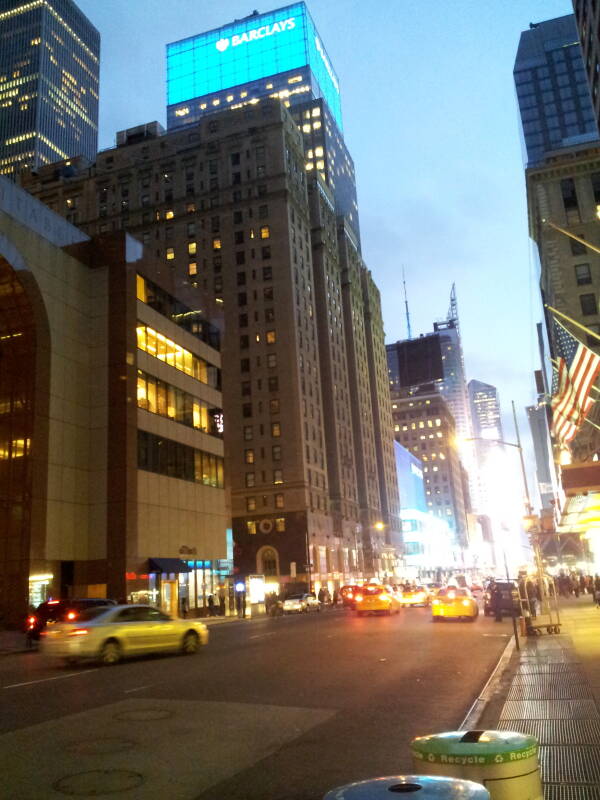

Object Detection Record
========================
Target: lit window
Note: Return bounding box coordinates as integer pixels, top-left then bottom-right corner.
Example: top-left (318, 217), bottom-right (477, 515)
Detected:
top-left (245, 449), bottom-right (254, 464)
top-left (226, 94), bottom-right (234, 102)
top-left (316, 160), bottom-right (325, 170)
top-left (266, 330), bottom-right (276, 344)
top-left (315, 146), bottom-right (324, 157)
top-left (273, 469), bottom-right (283, 484)
top-left (306, 162), bottom-right (314, 170)
top-left (188, 242), bottom-right (197, 255)
top-left (288, 75), bottom-right (303, 84)
top-left (166, 247), bottom-right (175, 260)
top-left (260, 226), bottom-right (270, 239)
top-left (212, 99), bottom-right (220, 106)
top-left (275, 493), bottom-right (284, 509)
top-left (240, 91), bottom-right (248, 98)
top-left (302, 124), bottom-right (311, 133)
top-left (247, 520), bottom-right (257, 534)
top-left (312, 121), bottom-right (322, 130)
top-left (275, 517), bottom-right (285, 532)
top-left (165, 210), bottom-right (174, 219)
top-left (188, 262), bottom-right (197, 276)
top-left (213, 237), bottom-right (222, 250)
top-left (200, 103), bottom-right (207, 110)
top-left (247, 497), bottom-right (256, 511)
top-left (271, 422), bottom-right (281, 437)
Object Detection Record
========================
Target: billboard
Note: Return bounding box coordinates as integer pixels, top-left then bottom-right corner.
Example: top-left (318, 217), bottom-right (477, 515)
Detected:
top-left (166, 2), bottom-right (342, 127)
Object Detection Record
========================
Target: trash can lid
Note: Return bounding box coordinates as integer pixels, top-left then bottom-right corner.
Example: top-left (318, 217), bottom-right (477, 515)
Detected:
top-left (323, 775), bottom-right (490, 799)
top-left (411, 730), bottom-right (538, 765)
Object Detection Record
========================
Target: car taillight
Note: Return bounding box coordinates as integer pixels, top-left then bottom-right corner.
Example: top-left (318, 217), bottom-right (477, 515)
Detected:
top-left (355, 594), bottom-right (363, 603)
top-left (68, 629), bottom-right (89, 636)
top-left (27, 615), bottom-right (36, 628)
top-left (462, 600), bottom-right (470, 607)
top-left (66, 611), bottom-right (77, 621)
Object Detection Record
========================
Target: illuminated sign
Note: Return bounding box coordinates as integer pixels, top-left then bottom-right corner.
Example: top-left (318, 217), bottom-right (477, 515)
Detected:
top-left (166, 2), bottom-right (342, 129)
top-left (216, 17), bottom-right (296, 52)
top-left (410, 462), bottom-right (424, 480)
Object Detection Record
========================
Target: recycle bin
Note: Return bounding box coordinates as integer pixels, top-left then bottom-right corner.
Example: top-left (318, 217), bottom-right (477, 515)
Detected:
top-left (411, 730), bottom-right (542, 800)
top-left (323, 774), bottom-right (490, 799)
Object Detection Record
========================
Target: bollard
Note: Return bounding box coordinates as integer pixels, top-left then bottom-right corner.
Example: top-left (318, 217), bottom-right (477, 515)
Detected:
top-left (411, 730), bottom-right (543, 800)
top-left (323, 774), bottom-right (490, 799)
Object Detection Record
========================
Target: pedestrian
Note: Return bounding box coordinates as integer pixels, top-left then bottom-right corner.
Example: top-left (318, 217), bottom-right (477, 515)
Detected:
top-left (180, 596), bottom-right (188, 619)
top-left (207, 594), bottom-right (216, 617)
top-left (490, 580), bottom-right (503, 622)
top-left (218, 586), bottom-right (226, 616)
top-left (594, 575), bottom-right (600, 608)
top-left (526, 579), bottom-right (537, 620)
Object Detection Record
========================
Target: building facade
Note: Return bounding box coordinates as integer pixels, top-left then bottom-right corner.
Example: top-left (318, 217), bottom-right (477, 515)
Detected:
top-left (468, 380), bottom-right (503, 443)
top-left (0, 0), bottom-right (100, 178)
top-left (514, 14), bottom-right (598, 168)
top-left (0, 176), bottom-right (229, 627)
top-left (391, 386), bottom-right (469, 549)
top-left (572, 1), bottom-right (600, 131)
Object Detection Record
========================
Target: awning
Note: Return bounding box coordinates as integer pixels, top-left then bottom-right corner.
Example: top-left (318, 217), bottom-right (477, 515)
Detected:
top-left (557, 493), bottom-right (600, 534)
top-left (148, 558), bottom-right (191, 574)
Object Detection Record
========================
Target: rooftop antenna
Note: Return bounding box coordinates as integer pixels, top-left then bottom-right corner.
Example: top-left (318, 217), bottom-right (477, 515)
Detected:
top-left (403, 266), bottom-right (413, 340)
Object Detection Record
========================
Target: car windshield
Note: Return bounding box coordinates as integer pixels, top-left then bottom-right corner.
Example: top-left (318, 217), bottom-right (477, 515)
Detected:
top-left (286, 595), bottom-right (303, 601)
top-left (363, 586), bottom-right (384, 595)
top-left (438, 588), bottom-right (468, 598)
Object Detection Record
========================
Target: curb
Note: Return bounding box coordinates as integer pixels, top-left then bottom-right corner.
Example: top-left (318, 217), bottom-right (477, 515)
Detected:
top-left (459, 634), bottom-right (517, 730)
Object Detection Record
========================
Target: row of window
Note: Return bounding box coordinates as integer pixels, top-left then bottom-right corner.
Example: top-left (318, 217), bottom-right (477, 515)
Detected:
top-left (137, 430), bottom-right (224, 488)
top-left (136, 323), bottom-right (220, 389)
top-left (246, 516), bottom-right (286, 534)
top-left (136, 370), bottom-right (223, 437)
top-left (136, 274), bottom-right (220, 350)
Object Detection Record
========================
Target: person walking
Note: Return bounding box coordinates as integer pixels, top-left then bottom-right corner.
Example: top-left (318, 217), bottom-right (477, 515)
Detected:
top-left (207, 594), bottom-right (216, 617)
top-left (218, 586), bottom-right (226, 616)
top-left (594, 575), bottom-right (600, 608)
top-left (490, 580), bottom-right (503, 622)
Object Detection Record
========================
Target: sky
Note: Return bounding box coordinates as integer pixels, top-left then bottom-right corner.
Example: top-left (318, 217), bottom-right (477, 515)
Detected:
top-left (76, 0), bottom-right (574, 502)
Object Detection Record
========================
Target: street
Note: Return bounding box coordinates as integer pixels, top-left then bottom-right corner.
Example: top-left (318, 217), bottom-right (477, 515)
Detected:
top-left (0, 606), bottom-right (512, 799)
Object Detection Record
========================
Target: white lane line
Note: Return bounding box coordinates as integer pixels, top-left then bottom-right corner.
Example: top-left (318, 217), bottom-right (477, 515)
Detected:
top-left (3, 669), bottom-right (98, 689)
top-left (249, 632), bottom-right (276, 640)
top-left (123, 685), bottom-right (153, 694)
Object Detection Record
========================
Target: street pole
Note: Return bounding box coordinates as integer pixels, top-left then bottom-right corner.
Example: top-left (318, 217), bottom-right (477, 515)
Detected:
top-left (511, 400), bottom-right (533, 516)
top-left (305, 530), bottom-right (312, 593)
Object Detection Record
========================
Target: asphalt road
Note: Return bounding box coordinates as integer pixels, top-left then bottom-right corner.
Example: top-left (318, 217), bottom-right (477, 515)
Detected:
top-left (0, 605), bottom-right (513, 799)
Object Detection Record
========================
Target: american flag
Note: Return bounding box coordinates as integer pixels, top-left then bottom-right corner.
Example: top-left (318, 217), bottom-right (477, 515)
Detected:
top-left (551, 318), bottom-right (600, 445)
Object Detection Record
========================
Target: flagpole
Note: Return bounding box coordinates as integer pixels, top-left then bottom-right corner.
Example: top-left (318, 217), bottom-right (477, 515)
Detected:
top-left (584, 416), bottom-right (600, 434)
top-left (545, 221), bottom-right (600, 256)
top-left (545, 304), bottom-right (600, 344)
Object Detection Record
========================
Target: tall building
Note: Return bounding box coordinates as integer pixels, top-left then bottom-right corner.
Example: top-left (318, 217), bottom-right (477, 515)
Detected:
top-left (0, 176), bottom-right (229, 627)
top-left (514, 14), bottom-right (598, 168)
top-left (386, 333), bottom-right (443, 393)
top-left (0, 0), bottom-right (100, 179)
top-left (572, 1), bottom-right (600, 129)
top-left (391, 386), bottom-right (469, 548)
top-left (166, 3), bottom-right (360, 242)
top-left (468, 380), bottom-right (503, 443)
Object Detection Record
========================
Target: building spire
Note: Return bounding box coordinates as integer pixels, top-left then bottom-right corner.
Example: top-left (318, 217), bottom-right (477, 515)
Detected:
top-left (403, 266), bottom-right (412, 340)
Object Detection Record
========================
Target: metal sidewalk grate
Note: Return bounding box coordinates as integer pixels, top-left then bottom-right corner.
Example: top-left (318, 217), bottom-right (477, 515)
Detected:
top-left (517, 663), bottom-right (584, 675)
top-left (500, 700), bottom-right (599, 720)
top-left (544, 785), bottom-right (600, 799)
top-left (507, 682), bottom-right (593, 700)
top-left (496, 719), bottom-right (600, 744)
top-left (539, 745), bottom-right (600, 783)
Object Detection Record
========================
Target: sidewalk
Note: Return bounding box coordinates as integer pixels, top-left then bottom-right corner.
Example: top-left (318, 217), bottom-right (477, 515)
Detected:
top-left (0, 629), bottom-right (29, 655)
top-left (478, 595), bottom-right (600, 798)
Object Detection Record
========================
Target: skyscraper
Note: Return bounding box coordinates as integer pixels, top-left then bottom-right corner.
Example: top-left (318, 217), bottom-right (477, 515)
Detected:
top-left (22, 3), bottom-right (401, 592)
top-left (165, 3), bottom-right (360, 242)
top-left (573, 0), bottom-right (600, 126)
top-left (468, 380), bottom-right (503, 443)
top-left (514, 14), bottom-right (598, 168)
top-left (0, 0), bottom-right (99, 179)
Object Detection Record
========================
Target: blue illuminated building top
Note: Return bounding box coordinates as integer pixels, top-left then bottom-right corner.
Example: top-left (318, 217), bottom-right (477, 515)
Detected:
top-left (166, 2), bottom-right (342, 130)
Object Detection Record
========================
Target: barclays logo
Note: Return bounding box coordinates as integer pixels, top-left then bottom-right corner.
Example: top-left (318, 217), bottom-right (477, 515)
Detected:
top-left (216, 38), bottom-right (229, 52)
top-left (215, 17), bottom-right (296, 52)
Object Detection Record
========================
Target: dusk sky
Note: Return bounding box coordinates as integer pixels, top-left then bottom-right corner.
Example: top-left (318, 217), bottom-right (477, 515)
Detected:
top-left (77, 0), bottom-right (574, 496)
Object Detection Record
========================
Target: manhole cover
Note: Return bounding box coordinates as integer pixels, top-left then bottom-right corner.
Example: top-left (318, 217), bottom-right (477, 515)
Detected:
top-left (65, 738), bottom-right (136, 755)
top-left (114, 708), bottom-right (173, 721)
top-left (53, 769), bottom-right (144, 795)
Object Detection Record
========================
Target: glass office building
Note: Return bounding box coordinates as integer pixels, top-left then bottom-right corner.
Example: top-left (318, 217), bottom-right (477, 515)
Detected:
top-left (514, 14), bottom-right (599, 167)
top-left (0, 0), bottom-right (99, 178)
top-left (166, 2), bottom-right (360, 241)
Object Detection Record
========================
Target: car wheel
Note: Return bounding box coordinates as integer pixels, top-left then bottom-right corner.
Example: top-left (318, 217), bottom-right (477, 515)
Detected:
top-left (99, 639), bottom-right (121, 666)
top-left (182, 631), bottom-right (199, 655)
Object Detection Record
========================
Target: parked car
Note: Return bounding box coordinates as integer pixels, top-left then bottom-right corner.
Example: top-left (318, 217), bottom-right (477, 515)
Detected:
top-left (282, 593), bottom-right (320, 614)
top-left (355, 585), bottom-right (401, 616)
top-left (26, 598), bottom-right (117, 641)
top-left (40, 604), bottom-right (208, 665)
top-left (431, 587), bottom-right (479, 622)
top-left (483, 580), bottom-right (520, 617)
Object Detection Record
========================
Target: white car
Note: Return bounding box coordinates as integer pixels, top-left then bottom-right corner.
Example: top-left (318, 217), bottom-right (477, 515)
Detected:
top-left (282, 593), bottom-right (320, 614)
top-left (40, 604), bottom-right (209, 665)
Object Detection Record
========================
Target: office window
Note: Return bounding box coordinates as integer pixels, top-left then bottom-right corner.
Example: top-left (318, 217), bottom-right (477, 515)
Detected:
top-left (213, 237), bottom-right (222, 250)
top-left (267, 353), bottom-right (277, 368)
top-left (586, 323), bottom-right (600, 347)
top-left (273, 469), bottom-right (283, 485)
top-left (188, 261), bottom-right (197, 276)
top-left (270, 399), bottom-right (280, 413)
top-left (263, 267), bottom-right (273, 281)
top-left (239, 314), bottom-right (248, 328)
top-left (246, 472), bottom-right (255, 488)
top-left (236, 251), bottom-right (246, 265)
top-left (275, 517), bottom-right (285, 532)
top-left (275, 493), bottom-right (284, 509)
top-left (259, 205), bottom-right (268, 218)
top-left (272, 445), bottom-right (281, 461)
top-left (575, 263), bottom-right (592, 285)
top-left (570, 235), bottom-right (587, 256)
top-left (245, 449), bottom-right (255, 464)
top-left (246, 497), bottom-right (256, 512)
top-left (247, 520), bottom-right (257, 534)
top-left (262, 246), bottom-right (271, 259)
top-left (242, 403), bottom-right (252, 418)
top-left (233, 210), bottom-right (243, 224)
top-left (241, 381), bottom-right (251, 396)
top-left (240, 334), bottom-right (249, 348)
top-left (166, 247), bottom-right (175, 261)
top-left (272, 422), bottom-right (281, 437)
top-left (580, 293), bottom-right (597, 315)
top-left (264, 287), bottom-right (274, 301)
top-left (561, 178), bottom-right (581, 224)
top-left (268, 376), bottom-right (278, 392)
top-left (266, 330), bottom-right (276, 344)
top-left (188, 242), bottom-right (197, 255)
top-left (237, 272), bottom-right (246, 286)
top-left (243, 426), bottom-right (253, 441)
top-left (238, 293), bottom-right (247, 307)
top-left (260, 226), bottom-right (270, 239)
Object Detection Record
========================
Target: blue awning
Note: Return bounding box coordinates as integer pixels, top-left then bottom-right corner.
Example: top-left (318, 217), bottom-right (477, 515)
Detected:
top-left (148, 558), bottom-right (191, 574)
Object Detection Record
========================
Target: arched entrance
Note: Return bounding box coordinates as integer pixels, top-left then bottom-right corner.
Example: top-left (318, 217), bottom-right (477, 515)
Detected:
top-left (0, 255), bottom-right (37, 626)
top-left (257, 546), bottom-right (279, 578)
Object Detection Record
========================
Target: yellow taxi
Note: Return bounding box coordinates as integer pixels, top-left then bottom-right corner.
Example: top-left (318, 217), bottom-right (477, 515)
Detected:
top-left (431, 587), bottom-right (479, 622)
top-left (397, 584), bottom-right (431, 607)
top-left (355, 584), bottom-right (401, 616)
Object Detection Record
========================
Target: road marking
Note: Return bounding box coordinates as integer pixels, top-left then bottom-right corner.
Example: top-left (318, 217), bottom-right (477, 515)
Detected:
top-left (3, 669), bottom-right (98, 689)
top-left (124, 685), bottom-right (153, 694)
top-left (482, 633), bottom-right (509, 637)
top-left (249, 632), bottom-right (276, 640)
